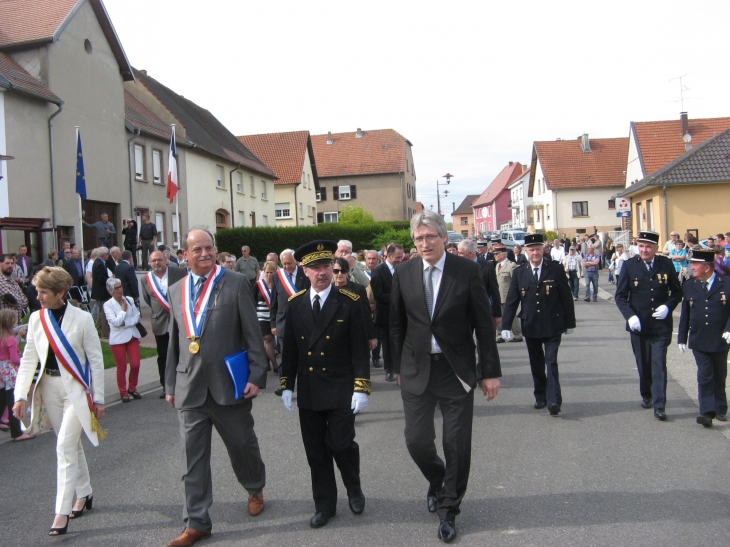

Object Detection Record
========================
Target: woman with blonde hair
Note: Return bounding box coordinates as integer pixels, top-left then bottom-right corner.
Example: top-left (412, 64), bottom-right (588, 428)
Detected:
top-left (13, 266), bottom-right (105, 536)
top-left (251, 260), bottom-right (279, 372)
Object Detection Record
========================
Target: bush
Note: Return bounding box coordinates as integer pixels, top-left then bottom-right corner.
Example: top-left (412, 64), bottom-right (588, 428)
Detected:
top-left (338, 205), bottom-right (375, 224)
top-left (370, 228), bottom-right (413, 251)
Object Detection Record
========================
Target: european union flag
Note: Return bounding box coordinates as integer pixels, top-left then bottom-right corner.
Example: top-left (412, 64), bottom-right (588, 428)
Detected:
top-left (76, 131), bottom-right (86, 200)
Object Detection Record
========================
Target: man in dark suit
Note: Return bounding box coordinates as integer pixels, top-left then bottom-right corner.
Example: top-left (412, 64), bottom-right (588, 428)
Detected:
top-left (501, 233), bottom-right (575, 416)
top-left (390, 210), bottom-right (501, 544)
top-left (115, 250), bottom-right (139, 304)
top-left (91, 246), bottom-right (111, 338)
top-left (677, 250), bottom-right (730, 427)
top-left (63, 248), bottom-right (85, 287)
top-left (615, 230), bottom-right (682, 420)
top-left (280, 240), bottom-right (370, 529)
top-left (370, 243), bottom-right (405, 382)
top-left (165, 229), bottom-right (268, 547)
top-left (458, 239), bottom-right (502, 320)
top-left (141, 250), bottom-right (186, 398)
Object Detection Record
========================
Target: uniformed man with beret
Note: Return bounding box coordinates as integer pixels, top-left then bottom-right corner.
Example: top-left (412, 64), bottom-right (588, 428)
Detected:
top-left (501, 233), bottom-right (576, 416)
top-left (279, 240), bottom-right (371, 529)
top-left (615, 230), bottom-right (682, 420)
top-left (677, 249), bottom-right (730, 427)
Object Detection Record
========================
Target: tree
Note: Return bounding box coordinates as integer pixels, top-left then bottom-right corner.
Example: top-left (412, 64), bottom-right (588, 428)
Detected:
top-left (338, 205), bottom-right (375, 225)
top-left (370, 228), bottom-right (413, 251)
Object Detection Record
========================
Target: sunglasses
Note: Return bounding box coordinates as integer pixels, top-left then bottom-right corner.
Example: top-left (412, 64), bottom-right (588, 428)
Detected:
top-left (332, 269), bottom-right (348, 274)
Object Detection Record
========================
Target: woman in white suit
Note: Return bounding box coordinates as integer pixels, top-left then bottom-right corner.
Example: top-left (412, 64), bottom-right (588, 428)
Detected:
top-left (13, 267), bottom-right (105, 536)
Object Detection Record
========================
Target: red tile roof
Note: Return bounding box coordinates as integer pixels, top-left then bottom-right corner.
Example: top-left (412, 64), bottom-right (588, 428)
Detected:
top-left (0, 0), bottom-right (78, 48)
top-left (0, 51), bottom-right (60, 103)
top-left (472, 162), bottom-right (525, 207)
top-left (238, 131), bottom-right (311, 185)
top-left (310, 129), bottom-right (411, 177)
top-left (530, 137), bottom-right (628, 195)
top-left (632, 116), bottom-right (730, 176)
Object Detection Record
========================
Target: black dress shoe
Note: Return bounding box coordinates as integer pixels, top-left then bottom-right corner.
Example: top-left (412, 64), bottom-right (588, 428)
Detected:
top-left (654, 408), bottom-right (667, 421)
top-left (372, 359), bottom-right (383, 368)
top-left (697, 414), bottom-right (713, 428)
top-left (385, 372), bottom-right (396, 382)
top-left (496, 337), bottom-right (504, 343)
top-left (640, 397), bottom-right (652, 409)
top-left (716, 414), bottom-right (727, 422)
top-left (438, 519), bottom-right (457, 543)
top-left (310, 511), bottom-right (333, 528)
top-left (348, 492), bottom-right (365, 514)
top-left (427, 484), bottom-right (440, 513)
top-left (534, 401), bottom-right (547, 409)
top-left (548, 403), bottom-right (560, 416)
top-left (159, 391), bottom-right (166, 399)
top-left (274, 389), bottom-right (282, 396)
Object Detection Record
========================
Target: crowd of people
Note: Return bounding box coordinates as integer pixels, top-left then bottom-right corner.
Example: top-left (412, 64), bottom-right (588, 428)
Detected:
top-left (2, 212), bottom-right (730, 545)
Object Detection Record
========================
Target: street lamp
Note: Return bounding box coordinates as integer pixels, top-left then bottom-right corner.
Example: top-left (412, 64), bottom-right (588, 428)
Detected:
top-left (437, 173), bottom-right (452, 217)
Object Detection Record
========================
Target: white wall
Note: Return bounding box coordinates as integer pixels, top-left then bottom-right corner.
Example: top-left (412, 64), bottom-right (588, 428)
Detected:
top-left (531, 159), bottom-right (555, 231)
top-left (625, 124), bottom-right (643, 188)
top-left (554, 186), bottom-right (622, 232)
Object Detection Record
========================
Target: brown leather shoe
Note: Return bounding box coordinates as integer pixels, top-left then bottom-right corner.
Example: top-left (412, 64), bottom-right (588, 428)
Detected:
top-left (167, 527), bottom-right (211, 547)
top-left (248, 491), bottom-right (265, 516)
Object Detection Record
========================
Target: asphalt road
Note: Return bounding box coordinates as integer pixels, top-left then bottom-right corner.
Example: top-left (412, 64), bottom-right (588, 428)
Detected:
top-left (2, 281), bottom-right (729, 547)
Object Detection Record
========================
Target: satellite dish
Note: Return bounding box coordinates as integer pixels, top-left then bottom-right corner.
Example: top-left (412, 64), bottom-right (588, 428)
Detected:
top-left (682, 133), bottom-right (692, 143)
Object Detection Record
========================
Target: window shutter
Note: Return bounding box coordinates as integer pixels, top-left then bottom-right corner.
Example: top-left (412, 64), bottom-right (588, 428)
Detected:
top-left (333, 186), bottom-right (339, 200)
top-left (320, 187), bottom-right (326, 201)
top-left (317, 212), bottom-right (324, 223)
top-left (351, 185), bottom-right (357, 199)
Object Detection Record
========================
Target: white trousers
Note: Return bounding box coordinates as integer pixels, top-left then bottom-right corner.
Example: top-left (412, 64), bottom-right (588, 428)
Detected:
top-left (39, 376), bottom-right (92, 515)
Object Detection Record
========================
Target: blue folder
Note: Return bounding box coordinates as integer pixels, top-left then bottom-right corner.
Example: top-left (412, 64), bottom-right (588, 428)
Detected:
top-left (224, 350), bottom-right (250, 400)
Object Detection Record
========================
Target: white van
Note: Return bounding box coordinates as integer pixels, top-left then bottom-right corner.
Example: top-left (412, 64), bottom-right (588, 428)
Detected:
top-left (500, 230), bottom-right (527, 247)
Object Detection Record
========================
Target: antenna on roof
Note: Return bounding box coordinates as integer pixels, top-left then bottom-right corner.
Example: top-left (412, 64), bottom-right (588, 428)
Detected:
top-left (669, 73), bottom-right (693, 111)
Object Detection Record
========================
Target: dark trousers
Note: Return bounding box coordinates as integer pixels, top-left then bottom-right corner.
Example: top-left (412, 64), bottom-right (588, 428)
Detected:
top-left (525, 336), bottom-right (563, 407)
top-left (371, 338), bottom-right (381, 361)
top-left (2, 388), bottom-right (24, 438)
top-left (124, 244), bottom-right (138, 269)
top-left (378, 325), bottom-right (393, 373)
top-left (567, 270), bottom-right (579, 298)
top-left (630, 332), bottom-right (671, 409)
top-left (401, 355), bottom-right (474, 521)
top-left (177, 394), bottom-right (265, 533)
top-left (298, 407), bottom-right (360, 515)
top-left (140, 240), bottom-right (154, 269)
top-left (155, 333), bottom-right (170, 388)
top-left (693, 349), bottom-right (729, 417)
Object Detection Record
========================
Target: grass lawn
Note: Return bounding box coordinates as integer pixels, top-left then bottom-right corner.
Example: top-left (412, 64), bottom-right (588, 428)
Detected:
top-left (101, 341), bottom-right (157, 369)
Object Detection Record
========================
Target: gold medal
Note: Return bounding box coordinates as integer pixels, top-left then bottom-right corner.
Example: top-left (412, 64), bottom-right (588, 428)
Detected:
top-left (189, 340), bottom-right (200, 354)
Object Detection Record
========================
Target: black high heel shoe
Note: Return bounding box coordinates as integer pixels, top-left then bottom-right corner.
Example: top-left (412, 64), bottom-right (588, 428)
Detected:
top-left (49, 515), bottom-right (69, 536)
top-left (70, 493), bottom-right (93, 519)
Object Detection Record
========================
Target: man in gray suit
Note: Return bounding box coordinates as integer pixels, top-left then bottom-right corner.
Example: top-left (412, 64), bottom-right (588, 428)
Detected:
top-left (165, 229), bottom-right (268, 547)
top-left (141, 250), bottom-right (186, 398)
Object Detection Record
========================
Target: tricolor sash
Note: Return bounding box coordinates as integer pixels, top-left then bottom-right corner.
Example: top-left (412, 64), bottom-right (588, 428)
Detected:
top-left (181, 265), bottom-right (225, 340)
top-left (146, 271), bottom-right (170, 312)
top-left (277, 269), bottom-right (298, 297)
top-left (39, 308), bottom-right (93, 410)
top-left (257, 279), bottom-right (272, 308)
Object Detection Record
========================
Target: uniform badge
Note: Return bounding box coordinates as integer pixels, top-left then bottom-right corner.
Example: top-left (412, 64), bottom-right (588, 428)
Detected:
top-left (657, 273), bottom-right (663, 284)
top-left (689, 300), bottom-right (693, 307)
top-left (722, 292), bottom-right (726, 305)
top-left (546, 285), bottom-right (550, 295)
top-left (634, 279), bottom-right (639, 287)
top-left (521, 288), bottom-right (526, 297)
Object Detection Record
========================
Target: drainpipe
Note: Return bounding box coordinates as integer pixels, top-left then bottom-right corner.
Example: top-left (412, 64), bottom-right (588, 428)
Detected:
top-left (48, 103), bottom-right (64, 228)
top-left (663, 183), bottom-right (669, 241)
top-left (294, 182), bottom-right (299, 227)
top-left (127, 127), bottom-right (140, 217)
top-left (229, 163), bottom-right (241, 228)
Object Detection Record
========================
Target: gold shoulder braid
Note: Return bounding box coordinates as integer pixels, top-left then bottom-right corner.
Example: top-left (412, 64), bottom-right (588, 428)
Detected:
top-left (354, 378), bottom-right (371, 395)
top-left (339, 289), bottom-right (360, 301)
top-left (280, 376), bottom-right (287, 390)
top-left (288, 289), bottom-right (307, 302)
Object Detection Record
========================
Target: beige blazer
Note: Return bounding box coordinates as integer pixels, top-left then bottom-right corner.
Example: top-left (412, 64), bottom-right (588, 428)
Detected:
top-left (15, 304), bottom-right (105, 445)
top-left (495, 260), bottom-right (520, 304)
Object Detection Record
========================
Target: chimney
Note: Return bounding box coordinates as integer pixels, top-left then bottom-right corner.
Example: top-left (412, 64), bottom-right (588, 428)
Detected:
top-left (680, 112), bottom-right (690, 138)
top-left (580, 133), bottom-right (591, 153)
top-left (326, 131), bottom-right (333, 145)
top-left (140, 69), bottom-right (147, 75)
top-left (355, 128), bottom-right (363, 138)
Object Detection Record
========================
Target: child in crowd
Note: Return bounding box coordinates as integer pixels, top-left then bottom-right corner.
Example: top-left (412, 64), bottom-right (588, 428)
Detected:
top-left (0, 309), bottom-right (34, 441)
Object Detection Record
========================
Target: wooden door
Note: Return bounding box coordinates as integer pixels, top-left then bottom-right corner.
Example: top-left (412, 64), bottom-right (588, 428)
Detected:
top-left (81, 200), bottom-right (120, 249)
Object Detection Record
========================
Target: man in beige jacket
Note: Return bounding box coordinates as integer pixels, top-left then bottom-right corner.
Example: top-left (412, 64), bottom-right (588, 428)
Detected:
top-left (494, 244), bottom-right (522, 342)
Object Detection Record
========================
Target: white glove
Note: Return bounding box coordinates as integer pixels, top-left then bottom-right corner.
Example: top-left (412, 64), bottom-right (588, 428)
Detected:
top-left (281, 390), bottom-right (294, 412)
top-left (565, 329), bottom-right (574, 334)
top-left (652, 305), bottom-right (669, 320)
top-left (351, 392), bottom-right (368, 414)
top-left (678, 344), bottom-right (687, 353)
top-left (723, 332), bottom-right (730, 343)
top-left (628, 315), bottom-right (641, 332)
top-left (501, 330), bottom-right (513, 341)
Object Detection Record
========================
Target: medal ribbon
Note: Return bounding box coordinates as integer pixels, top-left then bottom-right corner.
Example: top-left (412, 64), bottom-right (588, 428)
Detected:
top-left (39, 309), bottom-right (94, 410)
top-left (277, 268), bottom-right (298, 297)
top-left (257, 279), bottom-right (272, 308)
top-left (181, 265), bottom-right (225, 339)
top-left (146, 271), bottom-right (170, 312)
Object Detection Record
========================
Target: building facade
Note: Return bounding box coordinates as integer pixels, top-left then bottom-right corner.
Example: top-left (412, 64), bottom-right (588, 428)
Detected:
top-left (472, 162), bottom-right (524, 235)
top-left (451, 195), bottom-right (479, 237)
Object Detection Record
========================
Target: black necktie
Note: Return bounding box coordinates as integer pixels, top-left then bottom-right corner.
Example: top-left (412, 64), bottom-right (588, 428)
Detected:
top-left (645, 261), bottom-right (653, 274)
top-left (704, 281), bottom-right (710, 296)
top-left (313, 294), bottom-right (321, 322)
top-left (533, 267), bottom-right (539, 284)
top-left (194, 277), bottom-right (206, 304)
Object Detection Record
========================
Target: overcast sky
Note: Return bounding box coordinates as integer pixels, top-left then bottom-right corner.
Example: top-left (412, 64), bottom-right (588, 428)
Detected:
top-left (105, 0), bottom-right (730, 220)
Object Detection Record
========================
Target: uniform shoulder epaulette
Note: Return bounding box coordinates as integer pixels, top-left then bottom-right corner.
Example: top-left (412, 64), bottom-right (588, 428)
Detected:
top-left (288, 289), bottom-right (307, 301)
top-left (339, 288), bottom-right (360, 301)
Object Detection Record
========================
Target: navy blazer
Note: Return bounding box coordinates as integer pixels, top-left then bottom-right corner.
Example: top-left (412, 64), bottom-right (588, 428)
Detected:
top-left (115, 260), bottom-right (139, 300)
top-left (678, 275), bottom-right (730, 352)
top-left (370, 261), bottom-right (394, 328)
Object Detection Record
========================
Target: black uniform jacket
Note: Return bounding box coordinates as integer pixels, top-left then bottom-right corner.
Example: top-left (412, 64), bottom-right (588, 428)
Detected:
top-left (615, 255), bottom-right (682, 335)
top-left (477, 257), bottom-right (502, 317)
top-left (342, 280), bottom-right (377, 340)
top-left (281, 287), bottom-right (370, 411)
top-left (678, 274), bottom-right (730, 352)
top-left (370, 261), bottom-right (393, 328)
top-left (502, 259), bottom-right (575, 338)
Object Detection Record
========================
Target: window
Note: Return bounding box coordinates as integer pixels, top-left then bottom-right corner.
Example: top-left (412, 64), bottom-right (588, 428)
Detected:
top-left (236, 172), bottom-right (243, 193)
top-left (316, 187), bottom-right (326, 202)
top-left (299, 202), bottom-right (303, 219)
top-left (636, 202), bottom-right (643, 230)
top-left (572, 201), bottom-right (588, 217)
top-left (407, 183), bottom-right (411, 199)
top-left (261, 180), bottom-right (267, 200)
top-left (307, 205), bottom-right (313, 217)
top-left (134, 144), bottom-right (145, 181)
top-left (275, 203), bottom-right (291, 219)
top-left (249, 175), bottom-right (255, 195)
top-left (338, 185), bottom-right (351, 200)
top-left (608, 199), bottom-right (616, 209)
top-left (262, 215), bottom-right (268, 227)
top-left (306, 173), bottom-right (310, 187)
top-left (460, 217), bottom-right (468, 225)
top-left (239, 211), bottom-right (245, 227)
top-left (152, 149), bottom-right (162, 184)
top-left (171, 214), bottom-right (180, 248)
top-left (647, 199), bottom-right (655, 230)
top-left (215, 209), bottom-right (228, 230)
top-left (216, 165), bottom-right (224, 188)
top-left (155, 212), bottom-right (165, 245)
top-left (323, 212), bottom-right (338, 223)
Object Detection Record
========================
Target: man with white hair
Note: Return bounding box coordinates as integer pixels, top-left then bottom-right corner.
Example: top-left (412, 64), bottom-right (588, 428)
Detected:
top-left (335, 240), bottom-right (370, 286)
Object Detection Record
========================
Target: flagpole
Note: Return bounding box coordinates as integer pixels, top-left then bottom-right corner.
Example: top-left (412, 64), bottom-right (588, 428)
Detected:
top-left (75, 126), bottom-right (84, 261)
top-left (172, 124), bottom-right (179, 248)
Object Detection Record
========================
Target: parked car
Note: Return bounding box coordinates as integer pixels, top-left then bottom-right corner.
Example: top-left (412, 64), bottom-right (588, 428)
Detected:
top-left (500, 230), bottom-right (527, 247)
top-left (447, 231), bottom-right (464, 243)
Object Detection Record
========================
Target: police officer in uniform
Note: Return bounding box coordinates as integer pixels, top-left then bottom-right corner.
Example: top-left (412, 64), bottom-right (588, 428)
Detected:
top-left (501, 233), bottom-right (575, 416)
top-left (677, 249), bottom-right (730, 427)
top-left (615, 230), bottom-right (682, 420)
top-left (280, 240), bottom-right (371, 529)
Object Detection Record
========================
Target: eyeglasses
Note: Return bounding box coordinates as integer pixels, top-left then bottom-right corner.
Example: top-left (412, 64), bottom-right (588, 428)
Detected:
top-left (413, 234), bottom-right (440, 245)
top-left (332, 269), bottom-right (347, 274)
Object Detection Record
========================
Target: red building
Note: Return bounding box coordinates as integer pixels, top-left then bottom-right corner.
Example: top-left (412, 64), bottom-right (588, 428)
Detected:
top-left (472, 162), bottom-right (526, 235)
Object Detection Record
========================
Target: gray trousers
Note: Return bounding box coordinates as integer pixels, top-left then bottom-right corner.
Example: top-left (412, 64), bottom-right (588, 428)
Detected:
top-left (178, 394), bottom-right (266, 533)
top-left (140, 240), bottom-right (155, 268)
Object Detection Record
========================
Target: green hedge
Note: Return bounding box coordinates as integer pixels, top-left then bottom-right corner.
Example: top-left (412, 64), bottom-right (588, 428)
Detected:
top-left (215, 222), bottom-right (412, 258)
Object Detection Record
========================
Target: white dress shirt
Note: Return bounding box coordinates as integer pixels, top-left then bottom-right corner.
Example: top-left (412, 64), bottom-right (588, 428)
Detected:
top-left (310, 283), bottom-right (332, 309)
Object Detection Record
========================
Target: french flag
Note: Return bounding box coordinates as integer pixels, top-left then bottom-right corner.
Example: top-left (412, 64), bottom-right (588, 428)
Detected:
top-left (166, 125), bottom-right (178, 203)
